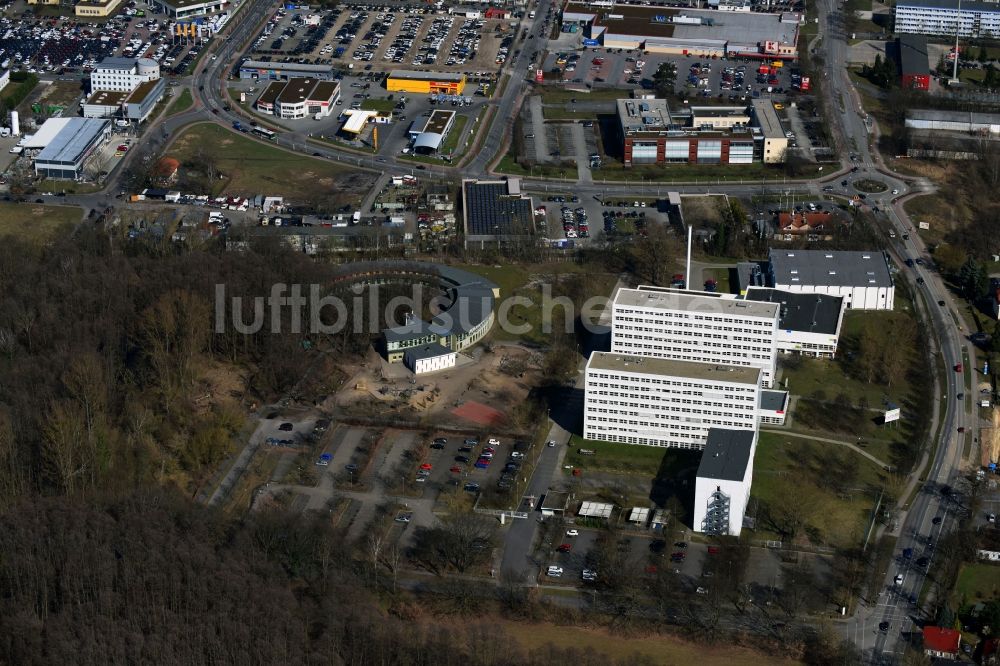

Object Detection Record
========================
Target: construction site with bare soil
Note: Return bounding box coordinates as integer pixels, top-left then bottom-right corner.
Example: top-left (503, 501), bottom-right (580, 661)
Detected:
top-left (332, 344), bottom-right (545, 431)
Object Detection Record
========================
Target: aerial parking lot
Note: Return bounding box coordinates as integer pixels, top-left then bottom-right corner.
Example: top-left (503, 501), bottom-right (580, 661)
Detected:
top-left (0, 3), bottom-right (209, 77)
top-left (246, 2), bottom-right (513, 76)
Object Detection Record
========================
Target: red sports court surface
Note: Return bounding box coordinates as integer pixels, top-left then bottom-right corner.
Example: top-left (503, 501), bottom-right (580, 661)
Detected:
top-left (452, 401), bottom-right (505, 426)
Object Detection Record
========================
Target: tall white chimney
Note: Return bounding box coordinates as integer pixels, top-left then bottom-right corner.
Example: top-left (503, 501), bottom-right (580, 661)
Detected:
top-left (685, 225), bottom-right (692, 290)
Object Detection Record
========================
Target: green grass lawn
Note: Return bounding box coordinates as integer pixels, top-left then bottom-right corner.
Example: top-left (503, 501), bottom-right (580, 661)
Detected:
top-left (0, 202), bottom-right (81, 242)
top-left (34, 179), bottom-right (103, 194)
top-left (440, 114), bottom-right (468, 155)
top-left (457, 263), bottom-right (531, 297)
top-left (459, 263), bottom-right (616, 346)
top-left (539, 88), bottom-right (633, 103)
top-left (751, 431), bottom-right (887, 548)
top-left (360, 98), bottom-right (396, 114)
top-left (566, 434), bottom-right (679, 476)
top-left (784, 310), bottom-right (916, 408)
top-left (542, 108), bottom-right (598, 120)
top-left (167, 88), bottom-right (193, 115)
top-left (614, 218), bottom-right (636, 234)
top-left (168, 122), bottom-right (364, 200)
top-left (592, 162), bottom-right (797, 183)
top-left (701, 267), bottom-right (732, 294)
top-left (956, 563), bottom-right (1000, 602)
top-left (496, 153), bottom-right (575, 179)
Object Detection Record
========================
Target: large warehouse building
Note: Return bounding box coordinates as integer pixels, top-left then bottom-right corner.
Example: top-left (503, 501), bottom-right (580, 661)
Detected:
top-left (462, 178), bottom-right (536, 248)
top-left (561, 2), bottom-right (799, 59)
top-left (32, 118), bottom-right (112, 180)
top-left (611, 287), bottom-right (779, 387)
top-left (693, 429), bottom-right (758, 536)
top-left (386, 70), bottom-right (466, 95)
top-left (616, 97), bottom-right (788, 165)
top-left (894, 0), bottom-right (1000, 37)
top-left (767, 249), bottom-right (895, 310)
top-left (583, 353), bottom-right (761, 449)
top-left (906, 108), bottom-right (1000, 133)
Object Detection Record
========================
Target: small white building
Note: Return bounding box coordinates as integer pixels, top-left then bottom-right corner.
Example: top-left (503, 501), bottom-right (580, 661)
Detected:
top-left (759, 390), bottom-right (788, 425)
top-left (584, 352), bottom-right (761, 449)
top-left (767, 250), bottom-right (895, 311)
top-left (403, 343), bottom-right (457, 375)
top-left (693, 428), bottom-right (758, 537)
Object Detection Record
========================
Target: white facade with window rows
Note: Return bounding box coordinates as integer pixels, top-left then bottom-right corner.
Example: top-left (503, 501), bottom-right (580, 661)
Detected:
top-left (583, 353), bottom-right (761, 449)
top-left (611, 287), bottom-right (779, 387)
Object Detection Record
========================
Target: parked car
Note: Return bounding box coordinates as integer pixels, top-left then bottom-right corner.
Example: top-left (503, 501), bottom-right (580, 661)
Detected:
top-left (316, 453), bottom-right (332, 466)
top-left (547, 565), bottom-right (563, 577)
top-left (278, 422), bottom-right (293, 431)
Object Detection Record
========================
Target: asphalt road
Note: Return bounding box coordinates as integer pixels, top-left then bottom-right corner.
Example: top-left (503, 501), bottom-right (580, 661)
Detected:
top-left (811, 0), bottom-right (974, 661)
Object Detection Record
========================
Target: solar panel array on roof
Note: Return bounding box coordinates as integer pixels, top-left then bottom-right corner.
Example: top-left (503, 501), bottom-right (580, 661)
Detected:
top-left (463, 181), bottom-right (535, 237)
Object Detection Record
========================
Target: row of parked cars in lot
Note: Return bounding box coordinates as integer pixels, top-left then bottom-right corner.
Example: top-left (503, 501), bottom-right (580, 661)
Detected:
top-left (561, 206), bottom-right (588, 239)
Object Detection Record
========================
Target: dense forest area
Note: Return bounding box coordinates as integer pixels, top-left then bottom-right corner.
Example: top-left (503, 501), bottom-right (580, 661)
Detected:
top-left (0, 230), bottom-right (344, 501)
top-left (0, 491), bottom-right (663, 665)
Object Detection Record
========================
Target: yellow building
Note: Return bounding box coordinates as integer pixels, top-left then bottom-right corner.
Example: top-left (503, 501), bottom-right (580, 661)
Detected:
top-left (386, 70), bottom-right (466, 95)
top-left (75, 0), bottom-right (124, 16)
top-left (27, 0), bottom-right (60, 5)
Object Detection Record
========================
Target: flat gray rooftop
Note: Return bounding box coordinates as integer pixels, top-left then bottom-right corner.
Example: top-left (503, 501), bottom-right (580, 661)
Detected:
top-left (616, 287), bottom-right (779, 319)
top-left (745, 287), bottom-right (843, 335)
top-left (760, 389), bottom-right (788, 412)
top-left (768, 249), bottom-right (893, 289)
top-left (588, 352), bottom-right (762, 385)
top-left (35, 118), bottom-right (108, 164)
top-left (697, 428), bottom-right (756, 481)
top-left (403, 342), bottom-right (454, 362)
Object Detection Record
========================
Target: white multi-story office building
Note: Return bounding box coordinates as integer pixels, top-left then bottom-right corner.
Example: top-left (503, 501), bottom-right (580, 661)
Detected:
top-left (583, 353), bottom-right (761, 449)
top-left (611, 287), bottom-right (779, 387)
top-left (895, 0), bottom-right (1000, 38)
top-left (90, 57), bottom-right (160, 93)
top-left (693, 428), bottom-right (758, 537)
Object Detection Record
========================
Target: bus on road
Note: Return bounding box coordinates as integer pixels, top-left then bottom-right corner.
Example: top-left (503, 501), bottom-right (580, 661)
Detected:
top-left (251, 125), bottom-right (276, 141)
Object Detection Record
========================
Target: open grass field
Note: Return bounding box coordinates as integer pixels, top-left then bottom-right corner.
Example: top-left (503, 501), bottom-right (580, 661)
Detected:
top-left (168, 88), bottom-right (193, 115)
top-left (752, 431), bottom-right (887, 548)
top-left (36, 80), bottom-right (83, 109)
top-left (168, 123), bottom-right (374, 202)
top-left (502, 619), bottom-right (802, 665)
top-left (0, 202), bottom-right (80, 242)
top-left (956, 563), bottom-right (1000, 602)
top-left (682, 195), bottom-right (726, 229)
top-left (784, 309), bottom-right (918, 408)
